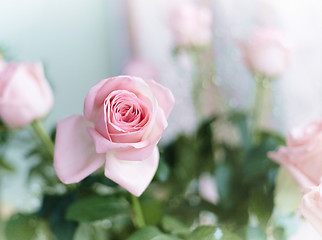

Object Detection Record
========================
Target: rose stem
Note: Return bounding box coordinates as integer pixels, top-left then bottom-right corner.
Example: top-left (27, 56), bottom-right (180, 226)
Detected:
top-left (31, 120), bottom-right (55, 159)
top-left (251, 74), bottom-right (270, 143)
top-left (131, 194), bottom-right (146, 228)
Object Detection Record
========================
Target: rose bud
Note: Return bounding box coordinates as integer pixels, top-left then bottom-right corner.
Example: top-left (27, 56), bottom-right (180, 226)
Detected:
top-left (269, 119), bottom-right (322, 188)
top-left (241, 27), bottom-right (290, 78)
top-left (170, 2), bottom-right (212, 47)
top-left (0, 62), bottom-right (54, 127)
top-left (54, 76), bottom-right (174, 196)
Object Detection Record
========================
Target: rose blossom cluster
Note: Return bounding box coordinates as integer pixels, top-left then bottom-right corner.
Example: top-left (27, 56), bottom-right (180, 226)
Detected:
top-left (170, 2), bottom-right (212, 47)
top-left (241, 27), bottom-right (291, 78)
top-left (269, 119), bottom-right (322, 235)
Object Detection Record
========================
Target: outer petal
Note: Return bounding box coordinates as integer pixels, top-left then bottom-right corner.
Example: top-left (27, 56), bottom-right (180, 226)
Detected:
top-left (145, 79), bottom-right (175, 118)
top-left (105, 147), bottom-right (159, 196)
top-left (268, 150), bottom-right (315, 188)
top-left (54, 115), bottom-right (105, 184)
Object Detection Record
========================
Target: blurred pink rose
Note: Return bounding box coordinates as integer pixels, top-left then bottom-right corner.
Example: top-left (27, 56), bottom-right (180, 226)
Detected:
top-left (269, 119), bottom-right (322, 188)
top-left (199, 173), bottom-right (218, 204)
top-left (122, 59), bottom-right (160, 82)
top-left (299, 183), bottom-right (322, 236)
top-left (54, 76), bottom-right (174, 196)
top-left (241, 28), bottom-right (290, 77)
top-left (171, 2), bottom-right (212, 46)
top-left (0, 62), bottom-right (54, 127)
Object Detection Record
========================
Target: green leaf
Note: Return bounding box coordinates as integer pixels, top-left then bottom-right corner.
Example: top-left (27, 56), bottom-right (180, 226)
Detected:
top-left (126, 226), bottom-right (180, 240)
top-left (161, 215), bottom-right (190, 236)
top-left (187, 226), bottom-right (242, 240)
top-left (66, 195), bottom-right (129, 222)
top-left (274, 167), bottom-right (301, 215)
top-left (5, 214), bottom-right (38, 240)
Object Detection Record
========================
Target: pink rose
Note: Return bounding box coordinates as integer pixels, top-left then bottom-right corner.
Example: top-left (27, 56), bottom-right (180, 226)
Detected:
top-left (170, 2), bottom-right (212, 46)
top-left (299, 183), bottom-right (322, 236)
top-left (122, 59), bottom-right (160, 82)
top-left (54, 76), bottom-right (174, 196)
top-left (269, 119), bottom-right (322, 188)
top-left (241, 27), bottom-right (290, 77)
top-left (0, 62), bottom-right (54, 127)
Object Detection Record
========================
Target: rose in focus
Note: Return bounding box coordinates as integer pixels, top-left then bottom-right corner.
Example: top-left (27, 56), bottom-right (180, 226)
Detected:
top-left (241, 27), bottom-right (290, 77)
top-left (299, 182), bottom-right (322, 236)
top-left (269, 119), bottom-right (322, 188)
top-left (0, 61), bottom-right (54, 127)
top-left (170, 2), bottom-right (212, 46)
top-left (54, 76), bottom-right (174, 196)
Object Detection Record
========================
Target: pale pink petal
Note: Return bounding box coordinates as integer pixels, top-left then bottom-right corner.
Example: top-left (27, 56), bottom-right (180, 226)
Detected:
top-left (87, 127), bottom-right (148, 154)
top-left (114, 108), bottom-right (168, 161)
top-left (269, 151), bottom-right (315, 188)
top-left (83, 78), bottom-right (108, 122)
top-left (105, 147), bottom-right (159, 196)
top-left (84, 76), bottom-right (155, 122)
top-left (0, 100), bottom-right (34, 127)
top-left (145, 79), bottom-right (175, 118)
top-left (54, 115), bottom-right (105, 184)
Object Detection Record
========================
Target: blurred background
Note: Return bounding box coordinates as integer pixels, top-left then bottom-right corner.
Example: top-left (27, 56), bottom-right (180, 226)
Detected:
top-left (1, 0), bottom-right (322, 217)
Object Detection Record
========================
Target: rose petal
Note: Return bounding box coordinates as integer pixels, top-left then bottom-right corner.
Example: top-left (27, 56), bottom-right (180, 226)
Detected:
top-left (54, 115), bottom-right (105, 184)
top-left (105, 147), bottom-right (159, 196)
top-left (84, 76), bottom-right (156, 122)
top-left (114, 108), bottom-right (168, 161)
top-left (269, 151), bottom-right (316, 188)
top-left (87, 127), bottom-right (148, 154)
top-left (145, 79), bottom-right (175, 118)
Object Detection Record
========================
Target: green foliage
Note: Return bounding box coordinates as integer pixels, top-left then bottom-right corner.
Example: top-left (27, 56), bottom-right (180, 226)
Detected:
top-left (66, 195), bottom-right (129, 222)
top-left (126, 226), bottom-right (181, 240)
top-left (187, 226), bottom-right (242, 240)
top-left (161, 215), bottom-right (190, 237)
top-left (4, 214), bottom-right (39, 240)
top-left (38, 192), bottom-right (78, 240)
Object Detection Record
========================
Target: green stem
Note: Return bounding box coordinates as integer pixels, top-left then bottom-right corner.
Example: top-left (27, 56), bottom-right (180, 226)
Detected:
top-left (31, 120), bottom-right (55, 159)
top-left (131, 194), bottom-right (146, 228)
top-left (251, 75), bottom-right (269, 143)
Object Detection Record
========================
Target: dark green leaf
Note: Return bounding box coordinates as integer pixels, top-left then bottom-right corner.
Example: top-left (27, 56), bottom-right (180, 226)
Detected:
top-left (66, 195), bottom-right (129, 222)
